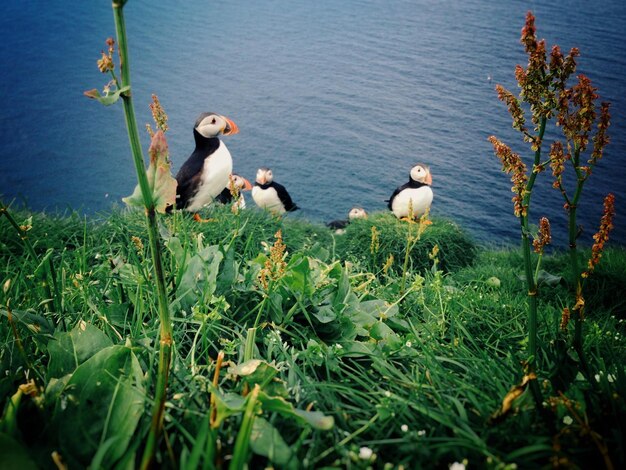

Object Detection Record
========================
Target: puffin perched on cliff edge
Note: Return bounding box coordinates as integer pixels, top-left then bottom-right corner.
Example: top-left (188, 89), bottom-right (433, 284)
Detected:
top-left (174, 112), bottom-right (239, 211)
top-left (251, 167), bottom-right (299, 214)
top-left (388, 164), bottom-right (433, 219)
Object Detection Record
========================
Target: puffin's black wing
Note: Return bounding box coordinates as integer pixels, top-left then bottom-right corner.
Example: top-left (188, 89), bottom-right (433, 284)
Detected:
top-left (326, 219), bottom-right (348, 229)
top-left (215, 187), bottom-right (233, 204)
top-left (174, 151), bottom-right (206, 209)
top-left (387, 183), bottom-right (408, 210)
top-left (273, 182), bottom-right (299, 212)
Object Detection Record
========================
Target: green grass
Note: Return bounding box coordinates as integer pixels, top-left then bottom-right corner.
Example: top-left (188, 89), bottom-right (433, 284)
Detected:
top-left (1, 205), bottom-right (625, 469)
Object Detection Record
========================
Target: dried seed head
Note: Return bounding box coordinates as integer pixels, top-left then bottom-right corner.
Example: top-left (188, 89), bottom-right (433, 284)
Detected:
top-left (583, 193), bottom-right (616, 278)
top-left (532, 217), bottom-right (551, 254)
top-left (149, 94), bottom-right (169, 133)
top-left (488, 136), bottom-right (528, 217)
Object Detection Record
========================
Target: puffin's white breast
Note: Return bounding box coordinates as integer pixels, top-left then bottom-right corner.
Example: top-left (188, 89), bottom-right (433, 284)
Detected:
top-left (252, 186), bottom-right (286, 213)
top-left (392, 186), bottom-right (433, 218)
top-left (186, 142), bottom-right (233, 211)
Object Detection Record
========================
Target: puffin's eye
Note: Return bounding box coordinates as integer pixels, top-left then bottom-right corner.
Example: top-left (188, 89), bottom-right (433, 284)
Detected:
top-left (211, 118), bottom-right (217, 124)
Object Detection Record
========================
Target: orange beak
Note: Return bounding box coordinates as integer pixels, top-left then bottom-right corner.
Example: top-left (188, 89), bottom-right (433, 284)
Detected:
top-left (426, 173), bottom-right (433, 185)
top-left (222, 116), bottom-right (239, 136)
top-left (241, 177), bottom-right (253, 191)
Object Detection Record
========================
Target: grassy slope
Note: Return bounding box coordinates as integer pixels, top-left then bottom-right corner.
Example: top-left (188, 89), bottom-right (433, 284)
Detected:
top-left (1, 205), bottom-right (625, 468)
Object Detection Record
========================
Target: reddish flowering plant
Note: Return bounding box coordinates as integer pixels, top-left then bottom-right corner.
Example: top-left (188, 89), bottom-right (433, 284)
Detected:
top-left (146, 94), bottom-right (169, 137)
top-left (583, 193), bottom-right (616, 278)
top-left (533, 217), bottom-right (551, 254)
top-left (488, 136), bottom-right (528, 217)
top-left (490, 11), bottom-right (617, 404)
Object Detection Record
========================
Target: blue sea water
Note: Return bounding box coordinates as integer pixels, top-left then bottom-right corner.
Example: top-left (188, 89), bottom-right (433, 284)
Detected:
top-left (1, 0), bottom-right (624, 246)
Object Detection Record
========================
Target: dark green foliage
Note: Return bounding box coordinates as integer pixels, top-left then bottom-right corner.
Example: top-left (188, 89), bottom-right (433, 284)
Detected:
top-left (335, 212), bottom-right (477, 274)
top-left (1, 207), bottom-right (625, 468)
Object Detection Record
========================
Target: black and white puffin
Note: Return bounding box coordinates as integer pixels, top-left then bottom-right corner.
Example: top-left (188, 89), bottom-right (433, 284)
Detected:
top-left (215, 173), bottom-right (253, 209)
top-left (388, 164), bottom-right (433, 219)
top-left (326, 207), bottom-right (368, 230)
top-left (174, 112), bottom-right (239, 211)
top-left (251, 167), bottom-right (299, 214)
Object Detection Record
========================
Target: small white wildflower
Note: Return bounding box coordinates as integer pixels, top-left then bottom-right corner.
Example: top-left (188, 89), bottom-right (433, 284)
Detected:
top-left (384, 391), bottom-right (391, 398)
top-left (359, 446), bottom-right (373, 460)
top-left (449, 462), bottom-right (466, 470)
top-left (401, 424), bottom-right (408, 432)
top-left (563, 415), bottom-right (573, 425)
top-left (607, 374), bottom-right (615, 383)
top-left (417, 429), bottom-right (426, 436)
top-left (595, 374), bottom-right (601, 382)
top-left (405, 340), bottom-right (412, 348)
top-left (335, 344), bottom-right (343, 350)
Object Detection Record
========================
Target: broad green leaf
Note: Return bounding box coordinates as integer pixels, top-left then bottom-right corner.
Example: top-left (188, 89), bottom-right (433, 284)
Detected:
top-left (165, 236), bottom-right (185, 266)
top-left (292, 409), bottom-right (335, 431)
top-left (0, 308), bottom-right (55, 340)
top-left (282, 254), bottom-right (312, 296)
top-left (537, 270), bottom-right (564, 286)
top-left (230, 359), bottom-right (264, 377)
top-left (333, 268), bottom-right (351, 310)
top-left (249, 417), bottom-right (293, 465)
top-left (229, 360), bottom-right (287, 398)
top-left (209, 388), bottom-right (246, 428)
top-left (258, 391), bottom-right (334, 430)
top-left (176, 244), bottom-right (223, 310)
top-left (84, 85), bottom-right (130, 106)
top-left (0, 433), bottom-right (38, 470)
top-left (370, 321), bottom-right (400, 344)
top-left (47, 321), bottom-right (113, 379)
top-left (518, 270), bottom-right (563, 287)
top-left (359, 299), bottom-right (399, 319)
top-left (312, 305), bottom-right (336, 324)
top-left (0, 388), bottom-right (22, 437)
top-left (216, 245), bottom-right (236, 295)
top-left (337, 341), bottom-right (377, 358)
top-left (53, 345), bottom-right (145, 468)
top-left (123, 130), bottom-right (177, 213)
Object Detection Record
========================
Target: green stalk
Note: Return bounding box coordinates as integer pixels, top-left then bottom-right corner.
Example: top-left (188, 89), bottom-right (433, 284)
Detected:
top-left (229, 384), bottom-right (261, 470)
top-left (567, 145), bottom-right (591, 375)
top-left (110, 2), bottom-right (173, 468)
top-left (521, 117), bottom-right (546, 366)
top-left (518, 117), bottom-right (546, 412)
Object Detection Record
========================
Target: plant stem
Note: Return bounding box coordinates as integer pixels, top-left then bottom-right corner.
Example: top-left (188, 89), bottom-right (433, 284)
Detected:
top-left (567, 145), bottom-right (591, 376)
top-left (521, 116), bottom-right (546, 366)
top-left (110, 2), bottom-right (173, 468)
top-left (518, 117), bottom-right (546, 412)
top-left (229, 384), bottom-right (260, 470)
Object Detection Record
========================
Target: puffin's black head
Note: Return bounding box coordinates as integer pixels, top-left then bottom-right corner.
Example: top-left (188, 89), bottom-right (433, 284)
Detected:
top-left (255, 167), bottom-right (273, 185)
top-left (194, 112), bottom-right (239, 139)
top-left (410, 164), bottom-right (432, 185)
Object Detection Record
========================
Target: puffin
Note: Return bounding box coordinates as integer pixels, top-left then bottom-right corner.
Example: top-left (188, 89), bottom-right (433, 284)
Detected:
top-left (388, 164), bottom-right (433, 219)
top-left (174, 112), bottom-right (239, 211)
top-left (326, 207), bottom-right (368, 230)
top-left (215, 173), bottom-right (253, 209)
top-left (251, 167), bottom-right (299, 214)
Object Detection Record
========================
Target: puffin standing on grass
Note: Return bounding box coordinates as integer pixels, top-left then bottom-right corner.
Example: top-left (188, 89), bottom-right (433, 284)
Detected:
top-left (215, 174), bottom-right (253, 209)
top-left (388, 164), bottom-right (433, 219)
top-left (252, 167), bottom-right (299, 214)
top-left (174, 112), bottom-right (239, 211)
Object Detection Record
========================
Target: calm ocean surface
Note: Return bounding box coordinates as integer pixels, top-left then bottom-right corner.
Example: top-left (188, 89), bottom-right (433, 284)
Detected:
top-left (1, 1), bottom-right (624, 246)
